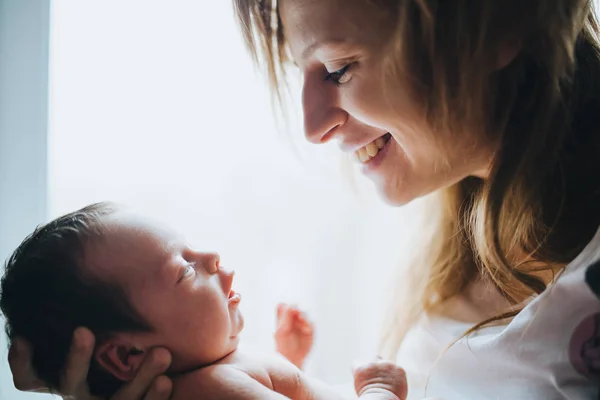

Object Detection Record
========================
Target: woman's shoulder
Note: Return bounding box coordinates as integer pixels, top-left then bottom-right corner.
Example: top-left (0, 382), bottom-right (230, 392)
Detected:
top-left (492, 223), bottom-right (600, 385)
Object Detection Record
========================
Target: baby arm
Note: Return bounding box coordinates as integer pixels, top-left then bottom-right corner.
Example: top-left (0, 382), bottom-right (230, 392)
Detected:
top-left (174, 358), bottom-right (406, 400)
top-left (274, 306), bottom-right (405, 399)
top-left (173, 366), bottom-right (290, 400)
top-left (272, 357), bottom-right (407, 400)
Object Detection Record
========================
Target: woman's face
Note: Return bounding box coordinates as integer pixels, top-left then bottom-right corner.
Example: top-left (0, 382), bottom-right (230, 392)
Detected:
top-left (280, 0), bottom-right (494, 205)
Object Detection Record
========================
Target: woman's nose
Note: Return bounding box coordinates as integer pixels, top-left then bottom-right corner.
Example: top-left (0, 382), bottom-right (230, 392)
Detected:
top-left (302, 77), bottom-right (347, 144)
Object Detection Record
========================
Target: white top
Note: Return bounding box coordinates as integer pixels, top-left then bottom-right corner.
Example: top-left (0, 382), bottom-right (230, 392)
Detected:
top-left (397, 227), bottom-right (600, 399)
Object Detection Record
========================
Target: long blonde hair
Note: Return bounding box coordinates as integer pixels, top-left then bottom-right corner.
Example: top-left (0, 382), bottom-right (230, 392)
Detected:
top-left (233, 0), bottom-right (600, 358)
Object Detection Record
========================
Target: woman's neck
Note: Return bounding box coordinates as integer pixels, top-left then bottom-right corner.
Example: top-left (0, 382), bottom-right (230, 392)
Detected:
top-left (433, 278), bottom-right (512, 323)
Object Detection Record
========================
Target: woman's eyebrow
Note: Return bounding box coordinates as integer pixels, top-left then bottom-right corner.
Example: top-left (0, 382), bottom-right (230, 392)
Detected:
top-left (301, 38), bottom-right (349, 60)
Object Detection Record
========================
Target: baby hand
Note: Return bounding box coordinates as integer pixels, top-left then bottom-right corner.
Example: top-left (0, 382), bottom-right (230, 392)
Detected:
top-left (353, 358), bottom-right (408, 400)
top-left (274, 303), bottom-right (314, 369)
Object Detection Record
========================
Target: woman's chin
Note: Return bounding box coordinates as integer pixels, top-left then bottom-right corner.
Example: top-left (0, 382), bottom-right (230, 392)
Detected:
top-left (375, 181), bottom-right (416, 207)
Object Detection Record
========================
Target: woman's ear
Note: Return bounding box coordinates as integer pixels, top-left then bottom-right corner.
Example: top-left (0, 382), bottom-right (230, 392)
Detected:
top-left (94, 338), bottom-right (147, 381)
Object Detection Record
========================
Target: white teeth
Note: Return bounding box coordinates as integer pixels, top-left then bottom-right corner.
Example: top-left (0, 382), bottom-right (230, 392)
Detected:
top-left (366, 142), bottom-right (378, 157)
top-left (358, 148), bottom-right (368, 162)
top-left (354, 135), bottom-right (388, 164)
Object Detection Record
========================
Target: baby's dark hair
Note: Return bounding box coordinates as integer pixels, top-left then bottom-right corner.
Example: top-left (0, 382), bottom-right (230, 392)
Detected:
top-left (0, 202), bottom-right (153, 397)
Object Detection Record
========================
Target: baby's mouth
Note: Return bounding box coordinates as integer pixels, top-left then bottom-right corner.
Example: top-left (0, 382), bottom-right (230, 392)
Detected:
top-left (228, 289), bottom-right (241, 304)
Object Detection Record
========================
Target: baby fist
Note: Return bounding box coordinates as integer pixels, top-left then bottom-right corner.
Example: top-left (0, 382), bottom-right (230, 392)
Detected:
top-left (353, 358), bottom-right (408, 400)
top-left (274, 303), bottom-right (314, 369)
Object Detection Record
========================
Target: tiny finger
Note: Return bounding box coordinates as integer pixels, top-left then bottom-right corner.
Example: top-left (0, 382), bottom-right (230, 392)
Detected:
top-left (278, 310), bottom-right (294, 332)
top-left (295, 311), bottom-right (308, 322)
top-left (276, 303), bottom-right (287, 319)
top-left (300, 324), bottom-right (313, 335)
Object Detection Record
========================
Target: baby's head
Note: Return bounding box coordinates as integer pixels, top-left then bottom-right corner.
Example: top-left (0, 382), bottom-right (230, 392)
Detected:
top-left (0, 202), bottom-right (243, 397)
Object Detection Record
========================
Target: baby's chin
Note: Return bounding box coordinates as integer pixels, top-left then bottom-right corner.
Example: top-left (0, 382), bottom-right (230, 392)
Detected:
top-left (201, 315), bottom-right (244, 365)
top-left (208, 334), bottom-right (242, 365)
top-left (229, 308), bottom-right (244, 339)
top-left (225, 336), bottom-right (241, 357)
top-left (169, 312), bottom-right (245, 370)
top-left (170, 340), bottom-right (240, 372)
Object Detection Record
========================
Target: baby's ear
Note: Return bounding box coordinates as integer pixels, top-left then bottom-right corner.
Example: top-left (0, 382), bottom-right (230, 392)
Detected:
top-left (94, 337), bottom-right (147, 381)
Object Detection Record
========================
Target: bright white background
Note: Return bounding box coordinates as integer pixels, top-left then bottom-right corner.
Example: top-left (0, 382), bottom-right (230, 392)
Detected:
top-left (1, 1), bottom-right (420, 398)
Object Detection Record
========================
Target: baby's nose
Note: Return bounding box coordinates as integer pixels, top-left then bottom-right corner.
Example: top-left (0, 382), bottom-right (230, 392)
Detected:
top-left (197, 252), bottom-right (220, 273)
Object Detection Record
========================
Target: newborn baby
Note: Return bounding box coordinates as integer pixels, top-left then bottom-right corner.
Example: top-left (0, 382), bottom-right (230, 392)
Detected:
top-left (0, 202), bottom-right (407, 399)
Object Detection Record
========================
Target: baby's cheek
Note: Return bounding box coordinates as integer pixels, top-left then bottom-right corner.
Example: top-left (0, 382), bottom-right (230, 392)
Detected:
top-left (191, 297), bottom-right (232, 353)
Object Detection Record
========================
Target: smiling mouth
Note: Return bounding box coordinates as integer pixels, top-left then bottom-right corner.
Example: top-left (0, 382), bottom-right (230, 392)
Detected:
top-left (354, 133), bottom-right (392, 163)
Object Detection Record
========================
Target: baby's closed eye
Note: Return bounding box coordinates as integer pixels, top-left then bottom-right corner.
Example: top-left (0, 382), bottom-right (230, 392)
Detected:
top-left (178, 262), bottom-right (196, 283)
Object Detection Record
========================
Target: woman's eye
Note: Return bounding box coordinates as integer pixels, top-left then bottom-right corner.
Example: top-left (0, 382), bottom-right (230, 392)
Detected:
top-left (325, 64), bottom-right (353, 85)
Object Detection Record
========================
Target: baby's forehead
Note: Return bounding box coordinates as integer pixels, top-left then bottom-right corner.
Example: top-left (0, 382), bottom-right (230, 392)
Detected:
top-left (82, 211), bottom-right (181, 280)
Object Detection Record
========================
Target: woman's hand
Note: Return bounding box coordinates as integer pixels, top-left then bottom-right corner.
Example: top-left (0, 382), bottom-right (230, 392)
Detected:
top-left (274, 303), bottom-right (314, 369)
top-left (8, 328), bottom-right (173, 400)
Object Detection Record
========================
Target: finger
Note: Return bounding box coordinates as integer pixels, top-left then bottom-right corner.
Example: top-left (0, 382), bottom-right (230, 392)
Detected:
top-left (299, 323), bottom-right (313, 335)
top-left (286, 303), bottom-right (301, 314)
top-left (111, 348), bottom-right (172, 400)
top-left (292, 316), bottom-right (311, 331)
top-left (289, 305), bottom-right (301, 315)
top-left (60, 327), bottom-right (95, 395)
top-left (276, 303), bottom-right (287, 320)
top-left (8, 338), bottom-right (48, 392)
top-left (142, 375), bottom-right (173, 400)
top-left (279, 311), bottom-right (294, 332)
top-left (296, 311), bottom-right (308, 322)
top-left (295, 312), bottom-right (311, 326)
top-left (295, 314), bottom-right (313, 334)
top-left (276, 306), bottom-right (294, 330)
